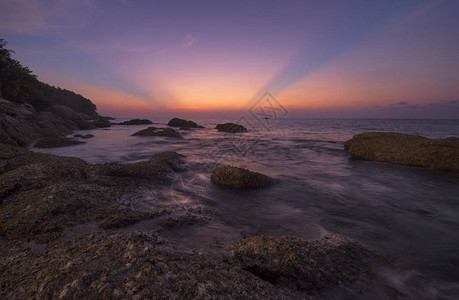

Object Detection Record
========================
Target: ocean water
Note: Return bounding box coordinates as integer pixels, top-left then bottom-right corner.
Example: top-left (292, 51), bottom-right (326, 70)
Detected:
top-left (33, 118), bottom-right (459, 296)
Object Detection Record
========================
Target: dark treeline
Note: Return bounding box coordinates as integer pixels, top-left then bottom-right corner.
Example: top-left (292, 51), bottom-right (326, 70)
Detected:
top-left (0, 39), bottom-right (97, 115)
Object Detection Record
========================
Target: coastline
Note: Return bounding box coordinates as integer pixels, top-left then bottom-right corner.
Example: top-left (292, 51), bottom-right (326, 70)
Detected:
top-left (2, 103), bottom-right (456, 298)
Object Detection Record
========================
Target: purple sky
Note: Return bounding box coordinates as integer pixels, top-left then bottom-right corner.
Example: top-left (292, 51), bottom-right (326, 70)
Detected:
top-left (1, 0), bottom-right (458, 118)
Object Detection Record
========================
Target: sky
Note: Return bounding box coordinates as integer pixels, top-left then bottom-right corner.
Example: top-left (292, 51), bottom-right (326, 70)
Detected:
top-left (1, 0), bottom-right (458, 118)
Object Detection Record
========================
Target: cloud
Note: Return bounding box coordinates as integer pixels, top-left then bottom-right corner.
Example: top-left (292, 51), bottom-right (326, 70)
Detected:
top-left (183, 34), bottom-right (199, 48)
top-left (0, 0), bottom-right (91, 34)
top-left (391, 101), bottom-right (409, 106)
top-left (0, 0), bottom-right (46, 33)
top-left (367, 100), bottom-right (459, 118)
top-left (66, 40), bottom-right (148, 53)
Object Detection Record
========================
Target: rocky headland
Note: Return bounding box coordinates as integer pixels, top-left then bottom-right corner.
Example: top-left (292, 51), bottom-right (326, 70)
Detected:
top-left (345, 132), bottom-right (459, 171)
top-left (0, 100), bottom-right (110, 147)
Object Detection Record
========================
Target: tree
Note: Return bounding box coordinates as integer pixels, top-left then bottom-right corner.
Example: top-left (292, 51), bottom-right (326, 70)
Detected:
top-left (0, 39), bottom-right (97, 114)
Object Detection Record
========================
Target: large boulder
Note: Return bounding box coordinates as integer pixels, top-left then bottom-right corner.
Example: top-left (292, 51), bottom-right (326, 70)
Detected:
top-left (132, 127), bottom-right (181, 138)
top-left (229, 234), bottom-right (374, 291)
top-left (0, 101), bottom-right (69, 146)
top-left (211, 165), bottom-right (272, 189)
top-left (344, 132), bottom-right (459, 171)
top-left (167, 118), bottom-right (203, 128)
top-left (118, 119), bottom-right (153, 125)
top-left (216, 123), bottom-right (247, 133)
top-left (47, 105), bottom-right (95, 130)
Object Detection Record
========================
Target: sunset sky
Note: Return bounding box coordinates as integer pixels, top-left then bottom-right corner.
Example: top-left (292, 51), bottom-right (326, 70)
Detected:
top-left (1, 0), bottom-right (458, 118)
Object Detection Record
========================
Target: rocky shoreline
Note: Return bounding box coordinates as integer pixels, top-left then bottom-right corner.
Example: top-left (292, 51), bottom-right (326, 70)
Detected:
top-left (0, 105), bottom-right (442, 298)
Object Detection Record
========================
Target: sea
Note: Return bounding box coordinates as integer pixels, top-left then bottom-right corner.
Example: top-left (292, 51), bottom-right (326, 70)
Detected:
top-left (33, 117), bottom-right (459, 298)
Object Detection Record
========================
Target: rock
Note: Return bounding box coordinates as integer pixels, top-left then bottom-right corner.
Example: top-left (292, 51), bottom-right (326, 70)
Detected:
top-left (211, 165), bottom-right (272, 189)
top-left (216, 123), bottom-right (247, 133)
top-left (150, 151), bottom-right (185, 171)
top-left (74, 134), bottom-right (94, 139)
top-left (34, 137), bottom-right (86, 148)
top-left (91, 118), bottom-right (111, 128)
top-left (47, 105), bottom-right (95, 130)
top-left (0, 149), bottom-right (175, 240)
top-left (0, 102), bottom-right (65, 146)
top-left (344, 132), bottom-right (459, 171)
top-left (0, 231), bottom-right (290, 299)
top-left (118, 119), bottom-right (153, 125)
top-left (167, 118), bottom-right (203, 128)
top-left (96, 160), bottom-right (173, 180)
top-left (132, 127), bottom-right (181, 138)
top-left (229, 234), bottom-right (374, 291)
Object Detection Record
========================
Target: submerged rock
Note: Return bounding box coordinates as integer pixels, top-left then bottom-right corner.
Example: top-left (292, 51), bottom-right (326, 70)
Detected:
top-left (216, 123), bottom-right (247, 133)
top-left (119, 119), bottom-right (153, 125)
top-left (132, 127), bottom-right (181, 138)
top-left (344, 132), bottom-right (459, 171)
top-left (34, 137), bottom-right (85, 148)
top-left (211, 165), bottom-right (272, 189)
top-left (167, 117), bottom-right (203, 128)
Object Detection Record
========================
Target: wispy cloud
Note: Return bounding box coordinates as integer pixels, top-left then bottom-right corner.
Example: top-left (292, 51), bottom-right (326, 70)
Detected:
top-left (65, 40), bottom-right (148, 53)
top-left (183, 34), bottom-right (199, 48)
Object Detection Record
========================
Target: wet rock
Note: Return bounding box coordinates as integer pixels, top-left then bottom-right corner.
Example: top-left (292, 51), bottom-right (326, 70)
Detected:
top-left (229, 234), bottom-right (374, 291)
top-left (0, 231), bottom-right (290, 299)
top-left (216, 123), bottom-right (247, 133)
top-left (132, 127), bottom-right (181, 138)
top-left (0, 143), bottom-right (28, 160)
top-left (0, 149), bottom-right (176, 240)
top-left (74, 134), bottom-right (94, 139)
top-left (118, 119), bottom-right (153, 125)
top-left (96, 160), bottom-right (173, 180)
top-left (91, 118), bottom-right (111, 128)
top-left (150, 151), bottom-right (185, 171)
top-left (211, 165), bottom-right (272, 189)
top-left (167, 118), bottom-right (203, 128)
top-left (344, 132), bottom-right (459, 171)
top-left (34, 137), bottom-right (85, 148)
top-left (98, 210), bottom-right (153, 229)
